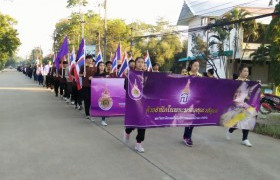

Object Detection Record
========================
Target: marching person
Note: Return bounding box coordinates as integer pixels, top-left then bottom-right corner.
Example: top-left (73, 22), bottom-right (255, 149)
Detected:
top-left (224, 64), bottom-right (256, 147)
top-left (58, 62), bottom-right (68, 99)
top-left (33, 65), bottom-right (37, 82)
top-left (62, 61), bottom-right (70, 102)
top-left (37, 64), bottom-right (44, 85)
top-left (123, 57), bottom-right (146, 153)
top-left (105, 61), bottom-right (113, 74)
top-left (70, 64), bottom-right (82, 109)
top-left (54, 64), bottom-right (60, 97)
top-left (46, 62), bottom-right (53, 90)
top-left (91, 61), bottom-right (109, 126)
top-left (152, 63), bottom-right (160, 72)
top-left (42, 63), bottom-right (49, 87)
top-left (80, 55), bottom-right (95, 118)
top-left (207, 68), bottom-right (216, 78)
top-left (182, 60), bottom-right (202, 147)
top-left (128, 60), bottom-right (135, 70)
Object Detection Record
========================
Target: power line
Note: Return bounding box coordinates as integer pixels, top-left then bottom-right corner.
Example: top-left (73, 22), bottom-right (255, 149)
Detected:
top-left (183, 6), bottom-right (276, 33)
top-left (133, 12), bottom-right (279, 39)
top-left (132, 1), bottom-right (272, 39)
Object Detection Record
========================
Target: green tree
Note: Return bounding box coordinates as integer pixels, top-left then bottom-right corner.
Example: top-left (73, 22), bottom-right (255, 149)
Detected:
top-left (29, 47), bottom-right (43, 62)
top-left (4, 55), bottom-right (24, 68)
top-left (66, 0), bottom-right (88, 8)
top-left (266, 2), bottom-right (280, 85)
top-left (134, 18), bottom-right (183, 71)
top-left (0, 13), bottom-right (21, 70)
top-left (53, 13), bottom-right (184, 72)
top-left (249, 45), bottom-right (271, 64)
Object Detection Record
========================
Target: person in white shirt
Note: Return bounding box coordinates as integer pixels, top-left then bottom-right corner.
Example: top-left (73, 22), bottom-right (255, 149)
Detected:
top-left (42, 63), bottom-right (50, 87)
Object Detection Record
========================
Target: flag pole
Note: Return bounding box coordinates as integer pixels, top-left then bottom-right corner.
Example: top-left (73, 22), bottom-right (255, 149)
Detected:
top-left (82, 15), bottom-right (86, 78)
top-left (104, 0), bottom-right (108, 62)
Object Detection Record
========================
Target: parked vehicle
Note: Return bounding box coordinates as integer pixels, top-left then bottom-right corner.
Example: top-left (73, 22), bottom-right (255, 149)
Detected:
top-left (260, 94), bottom-right (280, 115)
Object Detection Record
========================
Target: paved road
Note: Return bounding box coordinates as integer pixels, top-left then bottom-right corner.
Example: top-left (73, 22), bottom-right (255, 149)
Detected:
top-left (1, 69), bottom-right (280, 180)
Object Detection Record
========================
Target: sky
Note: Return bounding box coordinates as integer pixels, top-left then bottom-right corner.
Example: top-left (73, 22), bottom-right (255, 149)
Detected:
top-left (0, 0), bottom-right (184, 58)
top-left (0, 0), bottom-right (274, 58)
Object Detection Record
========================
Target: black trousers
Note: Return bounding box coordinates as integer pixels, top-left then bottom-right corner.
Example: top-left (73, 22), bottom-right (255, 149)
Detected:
top-left (54, 79), bottom-right (60, 96)
top-left (72, 85), bottom-right (82, 106)
top-left (183, 127), bottom-right (194, 139)
top-left (63, 82), bottom-right (68, 98)
top-left (38, 75), bottom-right (43, 85)
top-left (229, 128), bottom-right (249, 141)
top-left (83, 87), bottom-right (91, 116)
top-left (46, 75), bottom-right (52, 88)
top-left (125, 128), bottom-right (146, 143)
top-left (66, 82), bottom-right (72, 99)
top-left (59, 82), bottom-right (66, 96)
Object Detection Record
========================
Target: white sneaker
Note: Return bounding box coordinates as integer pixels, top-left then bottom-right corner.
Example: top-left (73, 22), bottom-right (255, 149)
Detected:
top-left (135, 143), bottom-right (145, 153)
top-left (101, 120), bottom-right (107, 126)
top-left (123, 132), bottom-right (130, 144)
top-left (66, 99), bottom-right (70, 103)
top-left (71, 101), bottom-right (75, 105)
top-left (242, 139), bottom-right (252, 147)
top-left (86, 116), bottom-right (90, 120)
top-left (226, 129), bottom-right (231, 140)
top-left (90, 117), bottom-right (95, 122)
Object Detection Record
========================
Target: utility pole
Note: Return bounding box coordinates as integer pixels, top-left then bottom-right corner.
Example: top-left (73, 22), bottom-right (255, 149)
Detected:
top-left (104, 0), bottom-right (107, 62)
top-left (130, 26), bottom-right (133, 53)
top-left (53, 30), bottom-right (56, 54)
top-left (81, 14), bottom-right (85, 38)
top-left (79, 0), bottom-right (85, 39)
top-left (79, 0), bottom-right (86, 77)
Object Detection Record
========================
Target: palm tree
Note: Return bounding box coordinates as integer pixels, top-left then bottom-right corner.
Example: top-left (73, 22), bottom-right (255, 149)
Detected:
top-left (222, 8), bottom-right (257, 73)
top-left (249, 45), bottom-right (271, 64)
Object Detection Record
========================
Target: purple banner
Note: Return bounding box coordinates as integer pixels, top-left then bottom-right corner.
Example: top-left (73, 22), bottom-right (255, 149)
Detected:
top-left (91, 78), bottom-right (125, 117)
top-left (125, 71), bottom-right (261, 129)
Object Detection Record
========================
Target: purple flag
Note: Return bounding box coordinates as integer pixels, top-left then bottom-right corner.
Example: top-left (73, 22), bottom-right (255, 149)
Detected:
top-left (55, 37), bottom-right (68, 71)
top-left (91, 78), bottom-right (126, 117)
top-left (125, 71), bottom-right (261, 129)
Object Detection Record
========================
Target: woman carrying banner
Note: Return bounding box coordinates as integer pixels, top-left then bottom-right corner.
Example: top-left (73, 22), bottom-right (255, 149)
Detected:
top-left (123, 57), bottom-right (146, 153)
top-left (91, 61), bottom-right (109, 126)
top-left (183, 59), bottom-right (202, 147)
top-left (222, 65), bottom-right (257, 147)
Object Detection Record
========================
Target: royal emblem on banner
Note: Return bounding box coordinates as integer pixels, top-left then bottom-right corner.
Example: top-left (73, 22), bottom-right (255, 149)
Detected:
top-left (98, 88), bottom-right (113, 111)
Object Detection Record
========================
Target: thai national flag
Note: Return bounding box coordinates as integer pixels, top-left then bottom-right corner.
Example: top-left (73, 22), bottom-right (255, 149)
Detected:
top-left (111, 43), bottom-right (121, 73)
top-left (75, 38), bottom-right (85, 90)
top-left (69, 47), bottom-right (76, 81)
top-left (111, 52), bottom-right (118, 73)
top-left (118, 52), bottom-right (129, 78)
top-left (144, 50), bottom-right (153, 72)
top-left (95, 49), bottom-right (103, 67)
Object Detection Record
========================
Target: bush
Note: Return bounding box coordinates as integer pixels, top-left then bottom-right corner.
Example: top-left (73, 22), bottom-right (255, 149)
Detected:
top-left (253, 123), bottom-right (280, 139)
